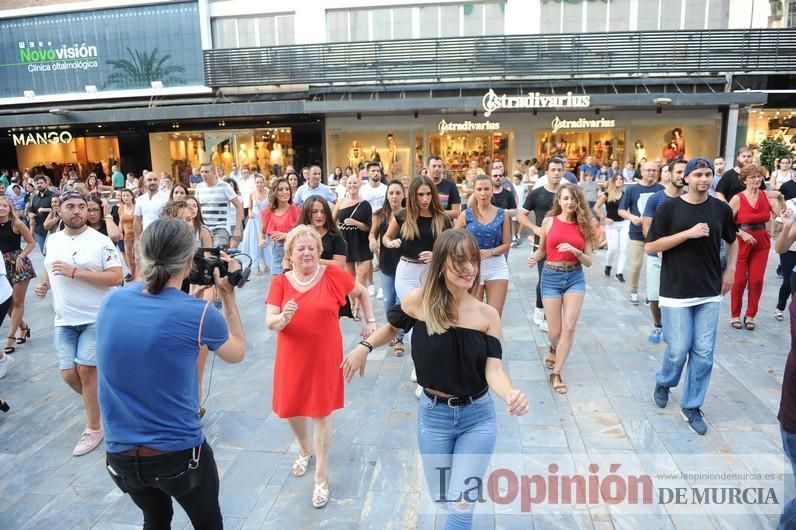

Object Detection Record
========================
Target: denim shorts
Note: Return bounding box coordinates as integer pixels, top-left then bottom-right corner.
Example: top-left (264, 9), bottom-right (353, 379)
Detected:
top-left (53, 323), bottom-right (97, 370)
top-left (540, 265), bottom-right (585, 298)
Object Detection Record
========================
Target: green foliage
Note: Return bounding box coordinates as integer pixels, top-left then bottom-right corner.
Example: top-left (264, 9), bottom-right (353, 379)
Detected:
top-left (759, 137), bottom-right (794, 171)
top-left (104, 48), bottom-right (186, 90)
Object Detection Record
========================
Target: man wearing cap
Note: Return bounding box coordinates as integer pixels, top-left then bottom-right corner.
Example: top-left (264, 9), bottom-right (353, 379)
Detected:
top-left (34, 191), bottom-right (123, 456)
top-left (646, 158), bottom-right (738, 435)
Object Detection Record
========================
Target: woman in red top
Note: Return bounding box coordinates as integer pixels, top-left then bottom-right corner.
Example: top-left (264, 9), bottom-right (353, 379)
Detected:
top-left (528, 183), bottom-right (596, 394)
top-left (729, 163), bottom-right (784, 330)
top-left (260, 177), bottom-right (300, 274)
top-left (265, 225), bottom-right (376, 509)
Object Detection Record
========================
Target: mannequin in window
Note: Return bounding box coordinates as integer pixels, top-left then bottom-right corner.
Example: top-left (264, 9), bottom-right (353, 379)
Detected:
top-left (348, 141), bottom-right (363, 170)
top-left (221, 144), bottom-right (234, 176)
top-left (211, 144), bottom-right (222, 171)
top-left (386, 133), bottom-right (397, 164)
top-left (238, 143), bottom-right (250, 167)
top-left (369, 145), bottom-right (380, 163)
top-left (634, 140), bottom-right (647, 163)
top-left (270, 142), bottom-right (284, 177)
top-left (672, 128), bottom-right (685, 158)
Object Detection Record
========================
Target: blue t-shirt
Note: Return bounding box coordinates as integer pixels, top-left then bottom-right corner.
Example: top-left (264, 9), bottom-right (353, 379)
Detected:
top-left (642, 189), bottom-right (676, 255)
top-left (619, 182), bottom-right (664, 241)
top-left (189, 174), bottom-right (204, 185)
top-left (96, 283), bottom-right (229, 453)
top-left (580, 164), bottom-right (598, 178)
top-left (295, 182), bottom-right (337, 206)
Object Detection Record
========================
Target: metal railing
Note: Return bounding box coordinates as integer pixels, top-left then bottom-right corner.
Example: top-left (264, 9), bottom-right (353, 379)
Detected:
top-left (203, 29), bottom-right (796, 88)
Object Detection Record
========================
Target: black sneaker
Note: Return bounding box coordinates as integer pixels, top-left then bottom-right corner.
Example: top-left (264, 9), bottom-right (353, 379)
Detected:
top-left (653, 383), bottom-right (669, 408)
top-left (604, 266), bottom-right (611, 277)
top-left (615, 273), bottom-right (625, 283)
top-left (124, 273), bottom-right (133, 282)
top-left (681, 407), bottom-right (707, 435)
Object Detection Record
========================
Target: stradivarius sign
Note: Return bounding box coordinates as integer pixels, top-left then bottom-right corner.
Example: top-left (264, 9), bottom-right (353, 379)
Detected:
top-left (551, 116), bottom-right (615, 133)
top-left (482, 89), bottom-right (591, 117)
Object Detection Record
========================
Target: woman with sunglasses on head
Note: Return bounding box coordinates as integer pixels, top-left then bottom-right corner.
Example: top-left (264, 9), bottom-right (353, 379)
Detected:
top-left (0, 195), bottom-right (36, 355)
top-left (528, 183), bottom-right (597, 394)
top-left (342, 229), bottom-right (528, 529)
top-left (383, 176), bottom-right (451, 390)
top-left (369, 179), bottom-right (406, 354)
top-left (593, 174), bottom-right (629, 282)
top-left (454, 174), bottom-right (511, 316)
top-left (261, 177), bottom-right (300, 275)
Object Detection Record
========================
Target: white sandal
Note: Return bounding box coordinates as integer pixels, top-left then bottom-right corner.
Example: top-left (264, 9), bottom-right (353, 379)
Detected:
top-left (312, 481), bottom-right (330, 508)
top-left (292, 452), bottom-right (312, 477)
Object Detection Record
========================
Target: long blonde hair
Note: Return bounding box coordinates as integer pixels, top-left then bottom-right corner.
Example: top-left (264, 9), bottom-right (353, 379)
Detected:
top-left (400, 176), bottom-right (448, 240)
top-left (605, 174), bottom-right (624, 203)
top-left (421, 229), bottom-right (480, 335)
top-left (548, 183), bottom-right (597, 246)
top-left (470, 174), bottom-right (494, 222)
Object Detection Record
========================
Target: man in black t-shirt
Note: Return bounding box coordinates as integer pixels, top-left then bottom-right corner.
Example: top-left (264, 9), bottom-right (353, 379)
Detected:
top-left (490, 168), bottom-right (517, 212)
top-left (716, 146), bottom-right (761, 202)
top-left (518, 158), bottom-right (562, 330)
top-left (28, 175), bottom-right (55, 252)
top-left (428, 155), bottom-right (461, 220)
top-left (646, 157), bottom-right (738, 436)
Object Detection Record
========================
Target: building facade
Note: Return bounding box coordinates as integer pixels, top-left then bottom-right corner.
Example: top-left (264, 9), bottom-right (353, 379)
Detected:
top-left (0, 0), bottom-right (793, 182)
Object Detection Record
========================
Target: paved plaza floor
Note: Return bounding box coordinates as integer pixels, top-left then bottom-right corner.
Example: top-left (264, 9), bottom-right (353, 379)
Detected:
top-left (0, 243), bottom-right (791, 529)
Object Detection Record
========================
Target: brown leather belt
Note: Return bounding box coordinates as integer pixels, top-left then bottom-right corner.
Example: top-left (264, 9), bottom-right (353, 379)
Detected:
top-left (400, 256), bottom-right (424, 264)
top-left (119, 447), bottom-right (173, 457)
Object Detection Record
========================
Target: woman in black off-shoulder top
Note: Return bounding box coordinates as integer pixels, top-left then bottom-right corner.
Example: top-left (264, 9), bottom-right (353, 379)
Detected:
top-left (342, 229), bottom-right (528, 529)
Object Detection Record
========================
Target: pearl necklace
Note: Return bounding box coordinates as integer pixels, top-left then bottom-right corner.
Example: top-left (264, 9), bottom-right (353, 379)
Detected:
top-left (292, 264), bottom-right (320, 287)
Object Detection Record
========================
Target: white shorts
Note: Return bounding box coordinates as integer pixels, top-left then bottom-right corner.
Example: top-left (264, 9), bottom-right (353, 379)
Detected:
top-left (646, 254), bottom-right (661, 302)
top-left (480, 255), bottom-right (509, 285)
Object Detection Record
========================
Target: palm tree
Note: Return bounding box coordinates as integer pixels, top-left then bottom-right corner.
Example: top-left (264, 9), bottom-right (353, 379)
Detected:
top-left (104, 48), bottom-right (186, 89)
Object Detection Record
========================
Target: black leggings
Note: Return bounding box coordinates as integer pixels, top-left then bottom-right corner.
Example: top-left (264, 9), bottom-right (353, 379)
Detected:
top-left (778, 251), bottom-right (796, 311)
top-left (106, 441), bottom-right (222, 530)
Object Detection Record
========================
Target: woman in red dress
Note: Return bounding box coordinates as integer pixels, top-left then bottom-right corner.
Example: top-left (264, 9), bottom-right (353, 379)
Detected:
top-left (729, 163), bottom-right (784, 330)
top-left (265, 225), bottom-right (376, 509)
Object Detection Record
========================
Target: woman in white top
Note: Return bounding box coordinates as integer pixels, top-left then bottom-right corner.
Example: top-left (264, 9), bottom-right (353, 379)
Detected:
top-left (774, 157), bottom-right (794, 190)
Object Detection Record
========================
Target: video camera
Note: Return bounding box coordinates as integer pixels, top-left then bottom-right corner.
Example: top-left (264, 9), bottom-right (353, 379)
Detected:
top-left (189, 247), bottom-right (251, 288)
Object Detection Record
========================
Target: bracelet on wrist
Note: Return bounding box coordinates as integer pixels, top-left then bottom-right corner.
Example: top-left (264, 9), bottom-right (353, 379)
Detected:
top-left (71, 267), bottom-right (77, 279)
top-left (359, 340), bottom-right (373, 352)
top-left (366, 318), bottom-right (376, 323)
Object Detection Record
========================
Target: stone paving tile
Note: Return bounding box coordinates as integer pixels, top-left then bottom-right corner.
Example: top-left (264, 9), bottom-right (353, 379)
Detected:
top-left (0, 247), bottom-right (791, 528)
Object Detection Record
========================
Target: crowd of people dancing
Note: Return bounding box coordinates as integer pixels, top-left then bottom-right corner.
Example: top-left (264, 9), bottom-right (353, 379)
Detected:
top-left (1, 146), bottom-right (796, 529)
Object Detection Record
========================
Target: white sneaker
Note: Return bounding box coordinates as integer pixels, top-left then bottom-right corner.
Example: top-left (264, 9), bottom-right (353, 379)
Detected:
top-left (368, 284), bottom-right (376, 297)
top-left (410, 367), bottom-right (418, 382)
top-left (0, 354), bottom-right (14, 379)
top-left (533, 308), bottom-right (544, 326)
top-left (414, 385), bottom-right (423, 399)
top-left (376, 288), bottom-right (384, 300)
top-left (73, 427), bottom-right (104, 457)
top-left (539, 320), bottom-right (549, 333)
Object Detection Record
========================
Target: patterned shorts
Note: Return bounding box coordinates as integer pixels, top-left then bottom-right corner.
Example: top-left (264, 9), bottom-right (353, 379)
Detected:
top-left (3, 250), bottom-right (36, 285)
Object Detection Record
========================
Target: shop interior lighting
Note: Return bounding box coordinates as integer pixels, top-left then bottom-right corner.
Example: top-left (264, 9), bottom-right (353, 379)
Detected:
top-left (23, 90), bottom-right (35, 99)
top-left (150, 81), bottom-right (164, 90)
top-left (85, 85), bottom-right (97, 93)
top-left (97, 124), bottom-right (103, 128)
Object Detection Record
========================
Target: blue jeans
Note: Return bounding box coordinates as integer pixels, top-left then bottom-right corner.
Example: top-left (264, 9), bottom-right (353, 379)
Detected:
top-left (656, 302), bottom-right (720, 409)
top-left (34, 231), bottom-right (46, 253)
top-left (380, 272), bottom-right (404, 341)
top-left (271, 241), bottom-right (285, 275)
top-left (780, 426), bottom-right (796, 530)
top-left (417, 392), bottom-right (496, 530)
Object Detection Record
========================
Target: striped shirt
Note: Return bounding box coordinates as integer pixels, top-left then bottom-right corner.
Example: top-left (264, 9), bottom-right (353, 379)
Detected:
top-left (195, 181), bottom-right (236, 231)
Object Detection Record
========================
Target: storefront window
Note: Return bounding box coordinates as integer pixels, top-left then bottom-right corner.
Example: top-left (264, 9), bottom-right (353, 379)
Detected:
top-left (746, 108), bottom-right (796, 152)
top-left (14, 134), bottom-right (119, 184)
top-left (149, 128), bottom-right (294, 183)
top-left (327, 131), bottom-right (414, 179)
top-left (430, 131), bottom-right (509, 182)
top-left (536, 130), bottom-right (626, 171)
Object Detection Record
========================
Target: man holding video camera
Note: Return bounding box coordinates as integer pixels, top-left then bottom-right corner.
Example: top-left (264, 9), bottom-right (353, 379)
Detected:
top-left (96, 217), bottom-right (246, 529)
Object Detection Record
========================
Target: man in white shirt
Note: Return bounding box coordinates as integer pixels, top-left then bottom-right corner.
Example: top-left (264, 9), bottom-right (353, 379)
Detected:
top-left (133, 171), bottom-right (169, 236)
top-left (295, 165), bottom-right (336, 207)
top-left (237, 166), bottom-right (256, 220)
top-left (35, 191), bottom-right (123, 456)
top-left (360, 162), bottom-right (388, 213)
top-left (195, 162), bottom-right (243, 248)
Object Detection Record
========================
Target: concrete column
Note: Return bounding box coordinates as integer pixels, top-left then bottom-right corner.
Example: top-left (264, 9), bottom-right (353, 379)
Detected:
top-left (197, 0), bottom-right (212, 50)
top-left (724, 104), bottom-right (739, 160)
